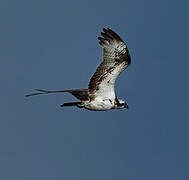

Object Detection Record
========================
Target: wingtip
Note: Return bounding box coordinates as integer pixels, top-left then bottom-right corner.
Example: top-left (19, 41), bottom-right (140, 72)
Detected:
top-left (99, 27), bottom-right (123, 43)
top-left (102, 27), bottom-right (107, 32)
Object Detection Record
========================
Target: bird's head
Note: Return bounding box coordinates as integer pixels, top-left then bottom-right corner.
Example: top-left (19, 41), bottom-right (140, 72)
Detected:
top-left (117, 99), bottom-right (129, 109)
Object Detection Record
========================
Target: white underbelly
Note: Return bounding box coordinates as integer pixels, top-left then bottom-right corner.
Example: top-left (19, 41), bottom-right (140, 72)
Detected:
top-left (84, 98), bottom-right (114, 111)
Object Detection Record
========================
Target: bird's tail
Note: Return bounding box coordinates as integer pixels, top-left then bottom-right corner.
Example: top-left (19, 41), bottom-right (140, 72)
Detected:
top-left (60, 102), bottom-right (84, 108)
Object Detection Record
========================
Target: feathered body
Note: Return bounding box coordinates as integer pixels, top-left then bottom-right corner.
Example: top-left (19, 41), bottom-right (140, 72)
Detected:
top-left (26, 28), bottom-right (131, 111)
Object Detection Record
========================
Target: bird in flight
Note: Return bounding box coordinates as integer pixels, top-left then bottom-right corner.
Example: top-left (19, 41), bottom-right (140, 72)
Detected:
top-left (26, 28), bottom-right (131, 111)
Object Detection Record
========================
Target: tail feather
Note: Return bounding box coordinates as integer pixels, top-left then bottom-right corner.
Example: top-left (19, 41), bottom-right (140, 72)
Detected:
top-left (60, 102), bottom-right (81, 107)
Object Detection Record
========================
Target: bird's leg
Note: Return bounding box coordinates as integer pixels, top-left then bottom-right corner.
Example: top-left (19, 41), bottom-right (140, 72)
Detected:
top-left (77, 102), bottom-right (85, 108)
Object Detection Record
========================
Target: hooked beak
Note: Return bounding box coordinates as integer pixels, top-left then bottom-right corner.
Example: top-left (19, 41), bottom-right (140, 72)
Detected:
top-left (124, 103), bottom-right (129, 109)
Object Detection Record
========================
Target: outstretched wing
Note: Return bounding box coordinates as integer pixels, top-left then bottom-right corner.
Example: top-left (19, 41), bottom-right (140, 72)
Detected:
top-left (25, 89), bottom-right (89, 101)
top-left (88, 28), bottom-right (131, 100)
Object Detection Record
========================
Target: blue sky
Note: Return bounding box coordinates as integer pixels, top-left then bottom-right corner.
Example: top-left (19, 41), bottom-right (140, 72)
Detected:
top-left (1, 0), bottom-right (189, 179)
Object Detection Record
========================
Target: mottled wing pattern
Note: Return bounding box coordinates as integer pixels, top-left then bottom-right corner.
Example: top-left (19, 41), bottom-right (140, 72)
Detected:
top-left (88, 28), bottom-right (131, 100)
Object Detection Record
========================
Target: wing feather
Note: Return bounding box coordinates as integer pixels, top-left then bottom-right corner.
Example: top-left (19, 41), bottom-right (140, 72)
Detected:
top-left (25, 89), bottom-right (89, 101)
top-left (88, 28), bottom-right (131, 100)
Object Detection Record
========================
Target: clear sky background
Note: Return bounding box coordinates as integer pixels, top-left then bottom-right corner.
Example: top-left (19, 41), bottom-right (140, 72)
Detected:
top-left (1, 0), bottom-right (189, 179)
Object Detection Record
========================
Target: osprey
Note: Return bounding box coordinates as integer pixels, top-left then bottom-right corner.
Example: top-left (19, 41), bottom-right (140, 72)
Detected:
top-left (26, 28), bottom-right (131, 111)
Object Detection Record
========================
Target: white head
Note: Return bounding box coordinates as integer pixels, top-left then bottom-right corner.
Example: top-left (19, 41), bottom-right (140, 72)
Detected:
top-left (117, 99), bottom-right (129, 109)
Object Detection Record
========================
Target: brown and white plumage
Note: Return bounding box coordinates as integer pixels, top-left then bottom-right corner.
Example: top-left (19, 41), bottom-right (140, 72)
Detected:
top-left (26, 28), bottom-right (131, 111)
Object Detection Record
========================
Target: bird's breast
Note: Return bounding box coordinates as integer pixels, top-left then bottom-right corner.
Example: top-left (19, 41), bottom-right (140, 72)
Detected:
top-left (84, 98), bottom-right (114, 111)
